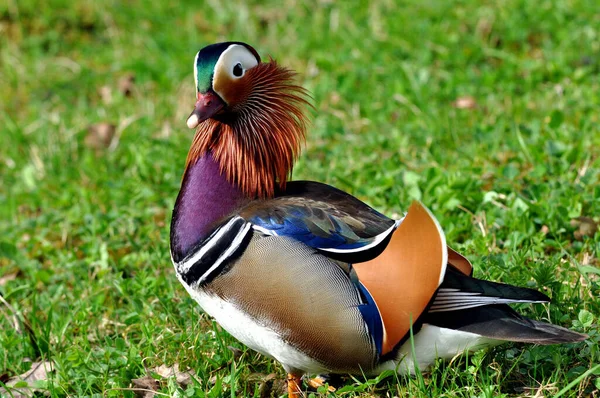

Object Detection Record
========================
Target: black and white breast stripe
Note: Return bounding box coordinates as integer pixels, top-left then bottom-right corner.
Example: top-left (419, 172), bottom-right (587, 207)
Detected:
top-left (174, 216), bottom-right (253, 287)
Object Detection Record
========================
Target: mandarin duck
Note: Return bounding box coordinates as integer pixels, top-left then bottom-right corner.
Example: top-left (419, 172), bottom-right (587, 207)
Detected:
top-left (170, 42), bottom-right (586, 395)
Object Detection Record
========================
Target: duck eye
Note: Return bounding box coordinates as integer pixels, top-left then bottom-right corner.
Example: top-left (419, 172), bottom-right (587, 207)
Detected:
top-left (232, 63), bottom-right (243, 77)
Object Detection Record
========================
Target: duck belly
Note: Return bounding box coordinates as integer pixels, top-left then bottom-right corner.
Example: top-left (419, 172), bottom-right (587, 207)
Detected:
top-left (376, 324), bottom-right (500, 375)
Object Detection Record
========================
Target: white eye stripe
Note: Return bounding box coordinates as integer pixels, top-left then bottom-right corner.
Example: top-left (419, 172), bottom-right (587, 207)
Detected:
top-left (212, 44), bottom-right (259, 102)
top-left (193, 51), bottom-right (200, 93)
top-left (214, 44), bottom-right (259, 80)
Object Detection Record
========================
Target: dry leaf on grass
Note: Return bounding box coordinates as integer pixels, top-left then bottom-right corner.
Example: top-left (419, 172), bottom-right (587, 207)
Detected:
top-left (130, 363), bottom-right (196, 397)
top-left (452, 96), bottom-right (477, 109)
top-left (571, 216), bottom-right (599, 240)
top-left (131, 375), bottom-right (160, 398)
top-left (118, 73), bottom-right (136, 97)
top-left (99, 85), bottom-right (113, 104)
top-left (0, 271), bottom-right (19, 286)
top-left (227, 345), bottom-right (243, 360)
top-left (98, 73), bottom-right (135, 104)
top-left (0, 361), bottom-right (54, 398)
top-left (85, 123), bottom-right (116, 150)
top-left (153, 363), bottom-right (194, 387)
top-left (247, 373), bottom-right (277, 398)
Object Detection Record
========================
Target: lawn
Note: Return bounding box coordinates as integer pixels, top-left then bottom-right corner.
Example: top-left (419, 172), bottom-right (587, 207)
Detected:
top-left (1, 0), bottom-right (599, 396)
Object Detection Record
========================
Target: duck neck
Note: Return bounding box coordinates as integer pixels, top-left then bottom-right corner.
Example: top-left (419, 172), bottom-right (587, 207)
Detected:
top-left (170, 153), bottom-right (248, 261)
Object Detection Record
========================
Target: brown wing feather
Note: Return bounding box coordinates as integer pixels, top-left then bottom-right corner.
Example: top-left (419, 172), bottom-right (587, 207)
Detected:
top-left (353, 201), bottom-right (447, 355)
top-left (447, 247), bottom-right (473, 275)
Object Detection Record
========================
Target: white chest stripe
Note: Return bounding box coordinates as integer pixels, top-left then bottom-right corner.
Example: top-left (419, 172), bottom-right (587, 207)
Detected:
top-left (193, 222), bottom-right (252, 286)
top-left (176, 216), bottom-right (243, 273)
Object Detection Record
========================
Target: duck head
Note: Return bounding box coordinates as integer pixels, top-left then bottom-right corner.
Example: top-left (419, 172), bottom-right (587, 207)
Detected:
top-left (184, 42), bottom-right (310, 199)
top-left (186, 42), bottom-right (260, 128)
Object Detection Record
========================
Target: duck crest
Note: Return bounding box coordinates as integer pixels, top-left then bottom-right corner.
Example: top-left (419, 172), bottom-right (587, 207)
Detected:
top-left (185, 60), bottom-right (311, 199)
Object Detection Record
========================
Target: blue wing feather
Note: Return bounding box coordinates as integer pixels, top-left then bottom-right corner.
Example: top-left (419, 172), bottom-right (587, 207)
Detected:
top-left (357, 282), bottom-right (384, 356)
top-left (249, 213), bottom-right (377, 250)
top-left (240, 181), bottom-right (397, 260)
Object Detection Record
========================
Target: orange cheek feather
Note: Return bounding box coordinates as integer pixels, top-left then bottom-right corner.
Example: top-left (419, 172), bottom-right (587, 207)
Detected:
top-left (213, 69), bottom-right (252, 107)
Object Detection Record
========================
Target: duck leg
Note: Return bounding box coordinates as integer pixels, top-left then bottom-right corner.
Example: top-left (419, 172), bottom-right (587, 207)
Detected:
top-left (286, 373), bottom-right (303, 396)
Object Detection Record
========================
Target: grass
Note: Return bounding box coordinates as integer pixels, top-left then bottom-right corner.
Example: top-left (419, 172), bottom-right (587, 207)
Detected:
top-left (1, 0), bottom-right (599, 396)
